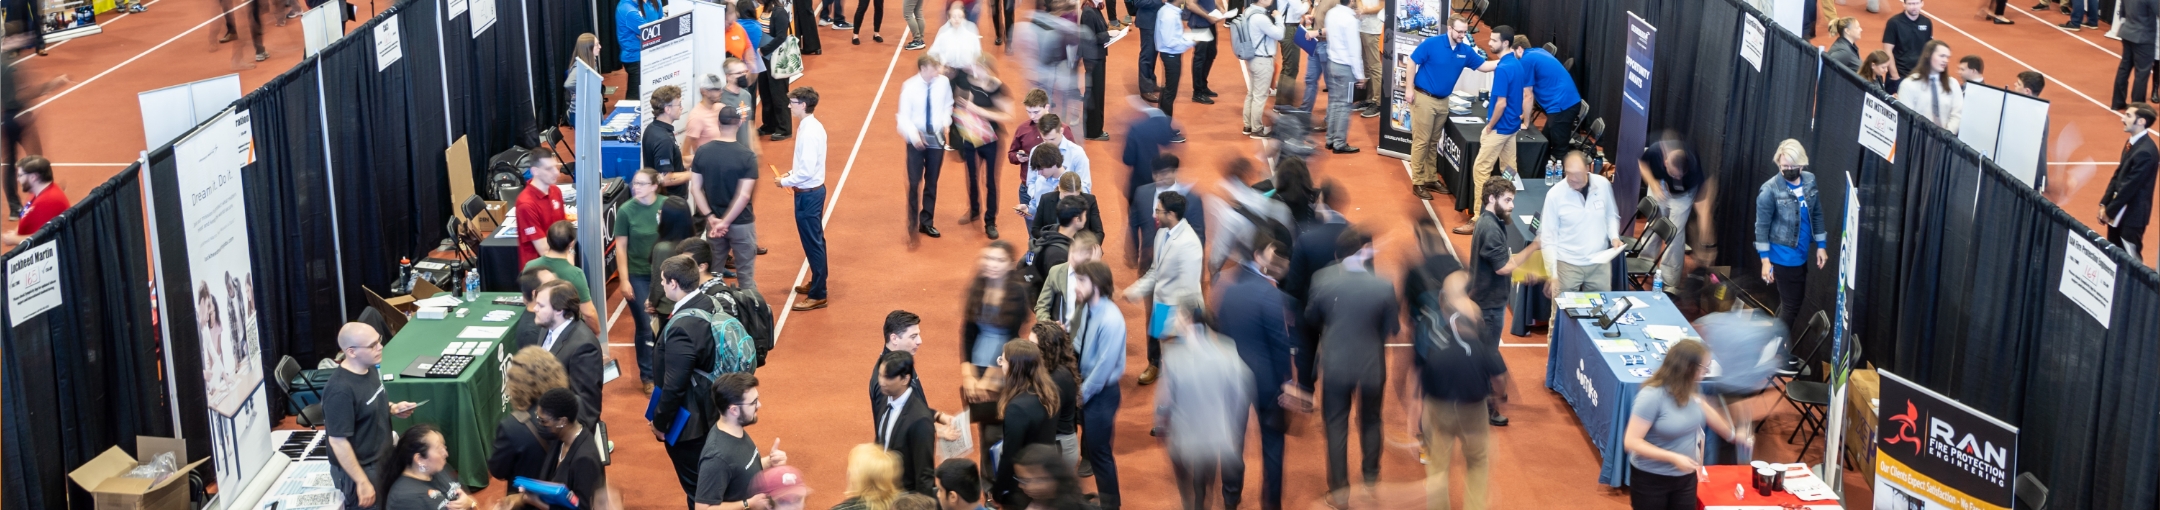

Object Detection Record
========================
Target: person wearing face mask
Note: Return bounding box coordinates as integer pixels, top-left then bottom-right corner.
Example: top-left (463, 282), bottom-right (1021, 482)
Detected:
top-left (378, 425), bottom-right (477, 510)
top-left (1752, 140), bottom-right (1827, 335)
top-left (1303, 227), bottom-right (1398, 508)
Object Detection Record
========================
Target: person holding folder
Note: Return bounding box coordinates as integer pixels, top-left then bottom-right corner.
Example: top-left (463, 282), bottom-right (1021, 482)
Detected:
top-left (651, 256), bottom-right (723, 509)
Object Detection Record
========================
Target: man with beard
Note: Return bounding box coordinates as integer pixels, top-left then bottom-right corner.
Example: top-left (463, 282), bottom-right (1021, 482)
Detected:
top-left (694, 373), bottom-right (791, 510)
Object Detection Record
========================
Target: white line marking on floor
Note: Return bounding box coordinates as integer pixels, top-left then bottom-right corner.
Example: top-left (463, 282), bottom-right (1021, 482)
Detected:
top-left (1932, 11), bottom-right (2115, 115)
top-left (1403, 160), bottom-right (1462, 260)
top-left (769, 26), bottom-right (914, 342)
top-left (2006, 6), bottom-right (2123, 59)
top-left (18, 0), bottom-right (255, 116)
top-left (2051, 161), bottom-right (2116, 165)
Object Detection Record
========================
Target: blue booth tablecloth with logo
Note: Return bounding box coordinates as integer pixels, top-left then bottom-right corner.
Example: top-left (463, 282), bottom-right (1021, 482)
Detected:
top-left (1544, 291), bottom-right (1729, 487)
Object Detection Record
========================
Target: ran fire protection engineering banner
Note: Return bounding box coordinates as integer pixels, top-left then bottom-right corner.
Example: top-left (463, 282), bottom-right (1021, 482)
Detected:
top-left (1873, 370), bottom-right (2019, 510)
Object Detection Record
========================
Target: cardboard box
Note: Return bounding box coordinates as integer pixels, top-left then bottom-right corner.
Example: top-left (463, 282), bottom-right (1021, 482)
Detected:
top-left (67, 436), bottom-right (206, 510)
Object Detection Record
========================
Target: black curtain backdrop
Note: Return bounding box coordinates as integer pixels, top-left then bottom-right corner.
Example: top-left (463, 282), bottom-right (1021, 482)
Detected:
top-left (1707, 6), bottom-right (1819, 277)
top-left (2, 165), bottom-right (168, 510)
top-left (532, 0), bottom-right (596, 130)
top-left (242, 58), bottom-right (345, 385)
top-left (321, 33), bottom-right (414, 312)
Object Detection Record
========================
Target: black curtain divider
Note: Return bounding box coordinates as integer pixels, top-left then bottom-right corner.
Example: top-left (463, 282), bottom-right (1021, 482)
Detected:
top-left (1884, 116), bottom-right (1972, 388)
top-left (455, 0), bottom-right (539, 193)
top-left (242, 57), bottom-right (344, 387)
top-left (532, 0), bottom-right (596, 130)
top-left (440, 0), bottom-right (479, 182)
top-left (2083, 263), bottom-right (2160, 509)
top-left (1643, 0), bottom-right (1738, 183)
top-left (2, 165), bottom-right (167, 510)
top-left (320, 28), bottom-right (417, 312)
top-left (397, 0), bottom-right (454, 251)
top-left (597, 0), bottom-right (620, 73)
top-left (1707, 7), bottom-right (1819, 274)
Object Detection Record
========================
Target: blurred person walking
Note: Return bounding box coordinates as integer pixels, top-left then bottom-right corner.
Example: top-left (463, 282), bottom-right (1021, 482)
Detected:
top-left (1156, 301), bottom-right (1254, 510)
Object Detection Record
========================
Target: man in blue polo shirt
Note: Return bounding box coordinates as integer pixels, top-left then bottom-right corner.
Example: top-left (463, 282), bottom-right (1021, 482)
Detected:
top-left (1519, 43), bottom-right (1582, 166)
top-left (1458, 25), bottom-right (1525, 235)
top-left (1406, 15), bottom-right (1487, 201)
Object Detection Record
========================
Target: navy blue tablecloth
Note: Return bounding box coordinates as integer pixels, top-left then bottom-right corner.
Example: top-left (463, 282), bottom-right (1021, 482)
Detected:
top-left (1543, 291), bottom-right (1719, 487)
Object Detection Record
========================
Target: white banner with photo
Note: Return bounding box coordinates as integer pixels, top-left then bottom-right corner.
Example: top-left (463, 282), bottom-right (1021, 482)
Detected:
top-left (173, 108), bottom-right (275, 510)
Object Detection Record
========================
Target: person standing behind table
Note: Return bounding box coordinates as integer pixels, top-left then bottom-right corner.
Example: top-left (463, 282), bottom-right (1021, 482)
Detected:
top-left (616, 169), bottom-right (668, 393)
top-left (514, 151), bottom-right (568, 268)
top-left (2102, 104), bottom-right (2159, 257)
top-left (695, 107), bottom-right (762, 290)
top-left (1508, 151), bottom-right (1623, 296)
top-left (757, 0), bottom-right (796, 142)
top-left (1824, 17), bottom-right (1862, 72)
top-left (900, 56), bottom-right (956, 244)
top-left (951, 57), bottom-right (1016, 240)
top-left (618, 0), bottom-right (662, 98)
top-left (1155, 0), bottom-right (1196, 120)
top-left (511, 389), bottom-right (611, 510)
top-left (1319, 0), bottom-right (1363, 154)
top-left (1897, 40), bottom-right (1964, 133)
top-left (1752, 140), bottom-right (1828, 334)
top-left (490, 347), bottom-right (569, 484)
top-left (1637, 137), bottom-right (1708, 282)
top-left (776, 87), bottom-right (832, 311)
top-left (1155, 301), bottom-right (1255, 510)
top-left (1861, 50), bottom-right (1901, 95)
top-left (533, 279), bottom-right (605, 424)
top-left (1239, 0), bottom-right (1284, 137)
top-left (1068, 261), bottom-right (1126, 510)
top-left (990, 341), bottom-right (1063, 509)
top-left (833, 443), bottom-right (907, 510)
top-left (694, 373), bottom-right (792, 510)
top-left (1880, 0), bottom-right (1932, 79)
top-left (1210, 235), bottom-right (1294, 510)
top-left (324, 323), bottom-right (419, 510)
top-left (1303, 228), bottom-right (1398, 507)
top-left (2117, 0), bottom-right (2159, 110)
top-left (1125, 192), bottom-right (1203, 386)
top-left (1405, 16), bottom-right (1487, 202)
top-left (1622, 340), bottom-right (1744, 510)
top-left (1407, 254), bottom-right (1515, 510)
top-left (377, 425), bottom-right (478, 510)
top-left (525, 220), bottom-right (604, 334)
top-left (1, 156), bottom-right (67, 249)
top-left (873, 352), bottom-right (942, 496)
top-left (652, 256), bottom-right (722, 508)
top-left (646, 87), bottom-right (699, 199)
top-left (1519, 42), bottom-right (1581, 165)
top-left (1080, 0), bottom-right (1112, 141)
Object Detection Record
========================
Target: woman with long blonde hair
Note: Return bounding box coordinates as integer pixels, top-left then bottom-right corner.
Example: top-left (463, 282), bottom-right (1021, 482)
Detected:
top-left (830, 444), bottom-right (904, 510)
top-left (1620, 339), bottom-right (1742, 510)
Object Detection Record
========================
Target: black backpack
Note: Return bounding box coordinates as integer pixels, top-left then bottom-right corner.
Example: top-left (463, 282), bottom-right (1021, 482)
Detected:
top-left (704, 281), bottom-right (777, 367)
top-left (1023, 228), bottom-right (1071, 298)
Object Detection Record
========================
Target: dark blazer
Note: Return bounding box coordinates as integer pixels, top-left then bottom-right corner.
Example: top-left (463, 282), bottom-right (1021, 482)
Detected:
top-left (992, 393), bottom-right (1058, 508)
top-left (1121, 112), bottom-right (1176, 196)
top-left (547, 427), bottom-right (608, 510)
top-left (652, 293), bottom-right (719, 444)
top-left (487, 409), bottom-right (560, 483)
top-left (760, 1), bottom-right (792, 57)
top-left (2104, 134), bottom-right (2160, 236)
top-left (1029, 192), bottom-right (1107, 241)
top-left (2125, 0), bottom-right (2158, 45)
top-left (875, 389), bottom-right (939, 497)
top-left (867, 348), bottom-right (930, 425)
top-left (1283, 217), bottom-right (1348, 303)
top-left (547, 318), bottom-right (606, 424)
top-left (1825, 38), bottom-right (1861, 71)
top-left (1215, 266), bottom-right (1296, 405)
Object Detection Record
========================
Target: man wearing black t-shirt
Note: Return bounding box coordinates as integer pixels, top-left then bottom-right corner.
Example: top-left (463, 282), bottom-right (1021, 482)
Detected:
top-left (646, 85), bottom-right (695, 198)
top-left (1637, 139), bottom-right (1706, 282)
top-left (694, 107), bottom-right (762, 290)
top-left (1409, 256), bottom-right (1513, 510)
top-left (694, 373), bottom-right (790, 510)
top-left (324, 323), bottom-right (417, 510)
top-left (1880, 0), bottom-right (1933, 78)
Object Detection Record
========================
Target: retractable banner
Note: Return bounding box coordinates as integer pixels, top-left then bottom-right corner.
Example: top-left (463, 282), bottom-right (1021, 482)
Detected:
top-left (1872, 371), bottom-right (2020, 510)
top-left (1376, 0), bottom-right (1446, 158)
top-left (1615, 11), bottom-right (1653, 225)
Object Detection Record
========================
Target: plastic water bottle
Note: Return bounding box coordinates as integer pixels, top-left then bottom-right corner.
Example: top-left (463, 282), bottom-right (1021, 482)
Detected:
top-left (1653, 270), bottom-right (1665, 294)
top-left (1544, 159), bottom-right (1560, 185)
top-left (464, 268), bottom-right (481, 300)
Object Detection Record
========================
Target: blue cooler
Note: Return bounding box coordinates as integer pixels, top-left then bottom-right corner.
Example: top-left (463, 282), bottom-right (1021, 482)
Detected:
top-left (599, 100), bottom-right (643, 180)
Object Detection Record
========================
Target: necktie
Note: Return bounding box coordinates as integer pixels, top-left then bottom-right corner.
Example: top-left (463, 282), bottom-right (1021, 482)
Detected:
top-left (923, 80), bottom-right (936, 145)
top-left (1930, 76), bottom-right (1942, 123)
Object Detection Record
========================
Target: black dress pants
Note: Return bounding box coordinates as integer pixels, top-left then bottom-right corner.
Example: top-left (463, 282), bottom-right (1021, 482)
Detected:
top-left (1137, 22), bottom-right (1160, 95)
top-left (1191, 29), bottom-right (1218, 95)
top-left (1539, 101), bottom-right (1582, 165)
top-left (2115, 39), bottom-right (2155, 111)
top-left (759, 69), bottom-right (792, 137)
top-left (1773, 262), bottom-right (1808, 336)
top-left (960, 140), bottom-right (1002, 225)
top-left (1085, 57), bottom-right (1108, 137)
top-left (907, 144), bottom-right (947, 230)
top-left (1160, 52), bottom-right (1185, 118)
top-left (1321, 365), bottom-right (1383, 493)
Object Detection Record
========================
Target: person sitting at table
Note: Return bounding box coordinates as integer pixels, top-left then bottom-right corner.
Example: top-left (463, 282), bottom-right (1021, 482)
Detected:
top-left (1622, 339), bottom-right (1745, 510)
top-left (525, 220), bottom-right (602, 336)
top-left (377, 424), bottom-right (478, 510)
top-left (534, 279), bottom-right (604, 426)
top-left (490, 346), bottom-right (568, 484)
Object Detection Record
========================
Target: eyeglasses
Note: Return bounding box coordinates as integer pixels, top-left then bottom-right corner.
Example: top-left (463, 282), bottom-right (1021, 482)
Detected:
top-left (734, 398), bottom-right (762, 409)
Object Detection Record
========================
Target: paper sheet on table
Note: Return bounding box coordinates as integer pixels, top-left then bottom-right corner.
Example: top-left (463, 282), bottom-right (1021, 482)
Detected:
top-left (1627, 296), bottom-right (1651, 309)
top-left (1593, 340), bottom-right (1641, 352)
top-left (938, 410), bottom-right (974, 459)
top-left (413, 295), bottom-right (464, 308)
top-left (458, 326), bottom-right (509, 339)
top-left (1640, 325), bottom-right (1689, 342)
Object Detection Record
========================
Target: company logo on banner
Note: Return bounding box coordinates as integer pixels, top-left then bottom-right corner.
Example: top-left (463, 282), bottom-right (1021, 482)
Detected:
top-left (1873, 370), bottom-right (2019, 510)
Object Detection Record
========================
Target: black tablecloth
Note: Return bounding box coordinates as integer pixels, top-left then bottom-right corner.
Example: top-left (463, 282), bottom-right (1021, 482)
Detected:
top-left (1438, 105), bottom-right (1549, 212)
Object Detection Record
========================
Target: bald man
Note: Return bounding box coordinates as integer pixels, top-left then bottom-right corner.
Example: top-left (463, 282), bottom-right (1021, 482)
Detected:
top-left (324, 323), bottom-right (418, 510)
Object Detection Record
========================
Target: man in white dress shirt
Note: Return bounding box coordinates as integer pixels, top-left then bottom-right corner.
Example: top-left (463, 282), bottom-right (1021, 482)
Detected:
top-left (1507, 151), bottom-right (1623, 296)
top-left (778, 87), bottom-right (832, 311)
top-left (899, 55), bottom-right (955, 244)
top-left (1320, 0), bottom-right (1364, 153)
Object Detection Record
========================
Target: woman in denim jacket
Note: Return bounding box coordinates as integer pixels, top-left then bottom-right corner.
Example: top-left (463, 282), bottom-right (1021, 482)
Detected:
top-left (1753, 139), bottom-right (1827, 333)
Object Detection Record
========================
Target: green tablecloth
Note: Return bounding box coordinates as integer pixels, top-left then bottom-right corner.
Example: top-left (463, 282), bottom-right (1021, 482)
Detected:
top-left (381, 292), bottom-right (524, 489)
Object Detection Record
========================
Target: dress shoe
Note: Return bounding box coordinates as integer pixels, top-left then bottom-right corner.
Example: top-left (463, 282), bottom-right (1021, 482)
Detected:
top-left (219, 31), bottom-right (235, 43)
top-left (986, 224), bottom-right (1000, 240)
top-left (1490, 411), bottom-right (1510, 427)
top-left (1087, 133), bottom-right (1111, 141)
top-left (757, 246), bottom-right (769, 255)
top-left (1329, 143), bottom-right (1360, 154)
top-left (1141, 92), bottom-right (1160, 103)
top-left (1193, 95), bottom-right (1216, 105)
top-left (875, 34), bottom-right (886, 43)
top-left (1412, 184), bottom-right (1432, 200)
top-left (920, 225), bottom-right (943, 237)
top-left (1990, 15), bottom-right (2014, 24)
top-left (792, 297), bottom-right (829, 311)
top-left (852, 36), bottom-right (862, 44)
top-left (1137, 365), bottom-right (1160, 385)
top-left (1451, 223), bottom-right (1476, 235)
top-left (770, 133), bottom-right (791, 142)
top-left (794, 283), bottom-right (813, 294)
top-left (1428, 182), bottom-right (1452, 195)
top-left (2058, 21), bottom-right (2081, 30)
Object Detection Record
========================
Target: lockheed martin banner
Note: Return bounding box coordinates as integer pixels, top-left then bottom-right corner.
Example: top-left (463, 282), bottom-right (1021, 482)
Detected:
top-left (1872, 370), bottom-right (2019, 510)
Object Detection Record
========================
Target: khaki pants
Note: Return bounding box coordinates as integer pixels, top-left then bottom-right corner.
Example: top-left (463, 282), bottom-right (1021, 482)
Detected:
top-left (1361, 33), bottom-right (1381, 91)
top-left (1245, 56), bottom-right (1277, 132)
top-left (1409, 90), bottom-right (1448, 187)
top-left (1422, 398), bottom-right (1493, 510)
top-left (1468, 129), bottom-right (1517, 221)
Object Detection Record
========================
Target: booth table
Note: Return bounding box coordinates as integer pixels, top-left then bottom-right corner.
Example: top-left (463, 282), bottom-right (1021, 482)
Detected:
top-left (381, 292), bottom-right (524, 488)
top-left (1507, 175), bottom-right (1556, 337)
top-left (1695, 465), bottom-right (1842, 509)
top-left (479, 223), bottom-right (521, 292)
top-left (1436, 104), bottom-right (1548, 212)
top-left (1544, 291), bottom-right (1715, 487)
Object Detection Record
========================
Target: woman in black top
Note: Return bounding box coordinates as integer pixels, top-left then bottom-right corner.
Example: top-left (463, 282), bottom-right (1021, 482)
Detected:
top-left (378, 424), bottom-right (477, 510)
top-left (1028, 323), bottom-right (1083, 474)
top-left (489, 347), bottom-right (568, 484)
top-left (1861, 50), bottom-right (1900, 95)
top-left (516, 388), bottom-right (609, 510)
top-left (992, 340), bottom-right (1060, 509)
top-left (951, 54), bottom-right (1017, 238)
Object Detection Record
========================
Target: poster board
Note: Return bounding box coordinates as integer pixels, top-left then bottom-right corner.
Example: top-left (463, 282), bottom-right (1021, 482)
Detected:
top-left (637, 0), bottom-right (731, 134)
top-left (300, 0), bottom-right (347, 57)
top-left (1953, 81), bottom-right (2050, 189)
top-left (1873, 370), bottom-right (2020, 510)
top-left (138, 74), bottom-right (244, 150)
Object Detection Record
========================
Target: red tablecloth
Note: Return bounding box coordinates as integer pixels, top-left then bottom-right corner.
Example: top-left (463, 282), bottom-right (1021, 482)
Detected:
top-left (1696, 465), bottom-right (1841, 510)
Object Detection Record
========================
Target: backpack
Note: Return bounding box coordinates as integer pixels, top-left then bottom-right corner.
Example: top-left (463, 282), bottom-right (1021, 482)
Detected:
top-left (703, 283), bottom-right (776, 367)
top-left (1228, 9), bottom-right (1263, 61)
top-left (1022, 229), bottom-right (1071, 298)
top-left (1031, 18), bottom-right (1074, 67)
top-left (1230, 200), bottom-right (1292, 250)
top-left (665, 307), bottom-right (760, 377)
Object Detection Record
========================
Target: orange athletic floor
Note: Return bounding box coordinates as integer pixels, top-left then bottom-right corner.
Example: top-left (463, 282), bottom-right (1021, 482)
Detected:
top-left (9, 0), bottom-right (2149, 508)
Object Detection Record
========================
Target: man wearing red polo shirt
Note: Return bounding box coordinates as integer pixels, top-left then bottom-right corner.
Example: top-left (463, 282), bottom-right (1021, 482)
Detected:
top-left (3, 156), bottom-right (66, 249)
top-left (515, 152), bottom-right (568, 267)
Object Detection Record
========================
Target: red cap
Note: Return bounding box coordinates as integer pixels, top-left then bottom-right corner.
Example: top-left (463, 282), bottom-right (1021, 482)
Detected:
top-left (753, 466), bottom-right (811, 499)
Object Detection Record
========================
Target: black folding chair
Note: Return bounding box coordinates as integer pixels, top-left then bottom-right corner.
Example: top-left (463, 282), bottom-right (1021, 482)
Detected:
top-left (274, 356), bottom-right (327, 429)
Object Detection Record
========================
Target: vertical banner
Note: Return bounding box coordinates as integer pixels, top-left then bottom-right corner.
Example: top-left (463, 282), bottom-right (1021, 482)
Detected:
top-left (1873, 371), bottom-right (2019, 510)
top-left (1376, 0), bottom-right (1444, 158)
top-left (1614, 12), bottom-right (1654, 226)
top-left (1823, 174), bottom-right (1861, 493)
top-left (639, 11), bottom-right (696, 131)
top-left (571, 60), bottom-right (610, 332)
top-left (154, 109), bottom-right (274, 510)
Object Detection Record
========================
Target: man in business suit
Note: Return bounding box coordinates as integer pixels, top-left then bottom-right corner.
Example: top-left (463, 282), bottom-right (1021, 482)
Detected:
top-left (1211, 235), bottom-right (1295, 510)
top-left (514, 266), bottom-right (556, 350)
top-left (871, 310), bottom-right (929, 421)
top-left (2115, 0), bottom-right (2159, 111)
top-left (651, 256), bottom-right (720, 508)
top-left (533, 280), bottom-right (604, 430)
top-left (2103, 104), bottom-right (2159, 257)
top-left (1124, 191), bottom-right (1205, 385)
top-left (875, 351), bottom-right (939, 496)
top-left (1121, 96), bottom-right (1179, 205)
